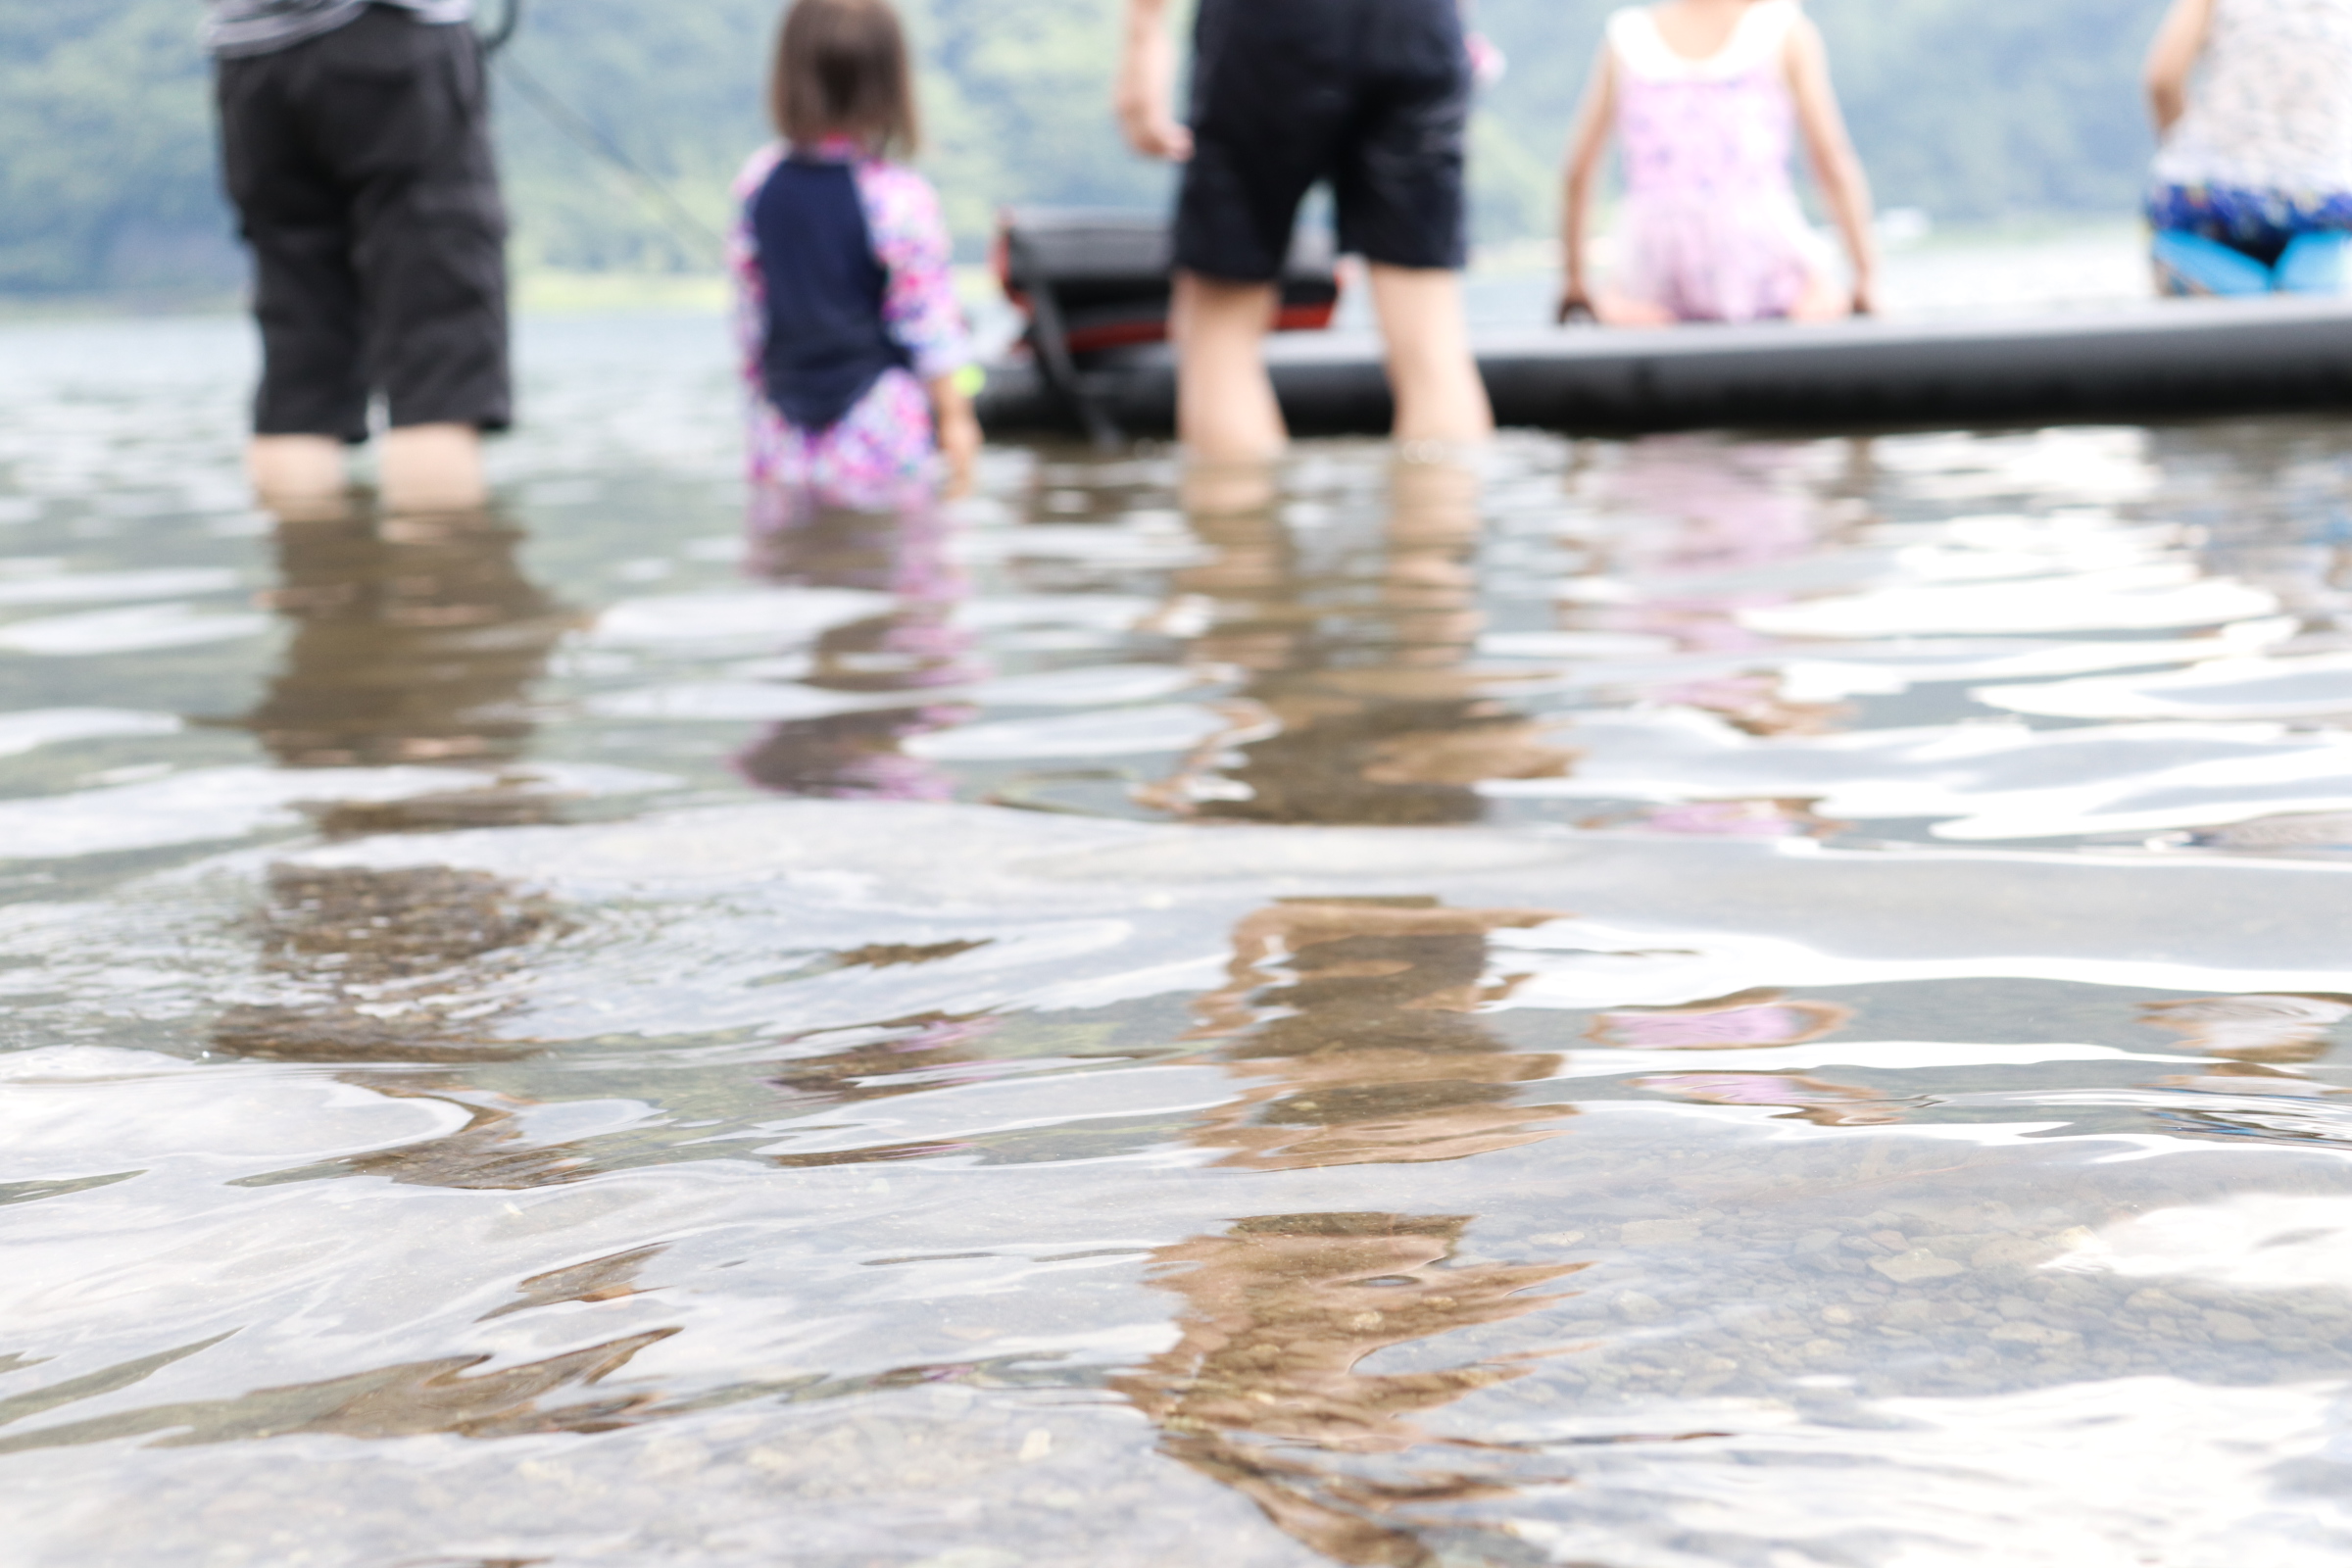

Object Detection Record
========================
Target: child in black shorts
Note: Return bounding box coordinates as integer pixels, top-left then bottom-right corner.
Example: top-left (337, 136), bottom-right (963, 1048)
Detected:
top-left (210, 1), bottom-right (509, 514)
top-left (1116, 0), bottom-right (1493, 461)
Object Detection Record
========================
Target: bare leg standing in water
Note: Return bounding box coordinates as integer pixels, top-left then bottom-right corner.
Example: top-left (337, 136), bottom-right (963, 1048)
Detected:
top-left (248, 424), bottom-right (489, 516)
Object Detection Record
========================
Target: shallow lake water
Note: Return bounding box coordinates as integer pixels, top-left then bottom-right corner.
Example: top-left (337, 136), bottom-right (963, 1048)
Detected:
top-left (4, 311), bottom-right (2352, 1567)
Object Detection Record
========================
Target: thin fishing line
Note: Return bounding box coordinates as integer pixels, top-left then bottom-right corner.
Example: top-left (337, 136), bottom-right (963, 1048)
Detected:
top-left (494, 48), bottom-right (729, 266)
top-left (479, 0), bottom-right (523, 53)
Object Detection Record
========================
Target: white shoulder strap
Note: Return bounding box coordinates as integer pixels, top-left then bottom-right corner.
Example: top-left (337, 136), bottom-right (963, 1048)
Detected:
top-left (1740, 2), bottom-right (1802, 54)
top-left (1716, 1), bottom-right (1800, 75)
top-left (1612, 2), bottom-right (1798, 80)
top-left (1606, 7), bottom-right (1681, 79)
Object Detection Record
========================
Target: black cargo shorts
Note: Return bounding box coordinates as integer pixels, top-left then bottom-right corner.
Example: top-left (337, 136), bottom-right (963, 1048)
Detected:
top-left (1174, 0), bottom-right (1471, 283)
top-left (217, 4), bottom-right (511, 441)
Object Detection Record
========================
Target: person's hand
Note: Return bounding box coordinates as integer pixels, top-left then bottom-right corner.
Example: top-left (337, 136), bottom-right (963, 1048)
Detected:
top-left (1117, 99), bottom-right (1193, 161)
top-left (937, 406), bottom-right (981, 499)
top-left (1850, 275), bottom-right (1878, 317)
top-left (1116, 21), bottom-right (1193, 161)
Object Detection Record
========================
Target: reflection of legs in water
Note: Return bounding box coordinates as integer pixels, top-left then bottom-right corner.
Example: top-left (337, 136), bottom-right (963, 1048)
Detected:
top-left (1634, 1071), bottom-right (1906, 1126)
top-left (235, 506), bottom-right (572, 773)
top-left (733, 706), bottom-right (970, 801)
top-left (1115, 1212), bottom-right (1576, 1567)
top-left (1587, 436), bottom-right (1841, 581)
top-left (213, 863), bottom-right (558, 1066)
top-left (1591, 989), bottom-right (1877, 1123)
top-left (1196, 703), bottom-right (1525, 824)
top-left (1182, 899), bottom-right (1574, 1169)
top-left (1155, 451), bottom-right (1569, 823)
top-left (753, 521), bottom-right (973, 691)
top-left (1378, 453), bottom-right (1483, 673)
top-left (1111, 901), bottom-right (1582, 1555)
top-left (732, 496), bottom-right (978, 800)
top-left (2144, 994), bottom-right (2352, 1070)
top-left (1550, 436), bottom-right (1873, 742)
top-left (212, 862), bottom-right (610, 1189)
top-left (1589, 989), bottom-right (1853, 1050)
top-left (745, 494), bottom-right (972, 664)
top-left (1179, 456), bottom-right (1280, 521)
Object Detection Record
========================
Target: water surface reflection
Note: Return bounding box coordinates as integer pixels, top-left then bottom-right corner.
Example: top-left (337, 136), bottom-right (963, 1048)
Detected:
top-left (1186, 899), bottom-right (1573, 1170)
top-left (6, 318), bottom-right (2352, 1565)
top-left (243, 510), bottom-right (570, 766)
top-left (1119, 1212), bottom-right (1576, 1568)
top-left (1169, 460), bottom-right (1573, 825)
top-left (736, 500), bottom-right (977, 801)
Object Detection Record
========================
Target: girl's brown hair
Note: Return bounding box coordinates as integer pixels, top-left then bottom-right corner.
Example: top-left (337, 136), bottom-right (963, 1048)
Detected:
top-left (770, 0), bottom-right (920, 156)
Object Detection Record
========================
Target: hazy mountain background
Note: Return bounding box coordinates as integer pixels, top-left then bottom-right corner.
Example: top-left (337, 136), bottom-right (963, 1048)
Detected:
top-left (1, 0), bottom-right (2161, 295)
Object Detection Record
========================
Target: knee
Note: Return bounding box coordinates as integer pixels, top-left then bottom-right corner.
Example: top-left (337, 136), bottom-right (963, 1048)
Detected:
top-left (1175, 270), bottom-right (1280, 336)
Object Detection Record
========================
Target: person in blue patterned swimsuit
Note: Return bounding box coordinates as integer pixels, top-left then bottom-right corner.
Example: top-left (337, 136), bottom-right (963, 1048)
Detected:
top-left (2144, 0), bottom-right (2352, 295)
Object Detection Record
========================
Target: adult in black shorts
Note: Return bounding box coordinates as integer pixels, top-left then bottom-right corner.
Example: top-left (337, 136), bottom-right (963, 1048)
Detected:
top-left (210, 1), bottom-right (509, 514)
top-left (1117, 0), bottom-right (1492, 462)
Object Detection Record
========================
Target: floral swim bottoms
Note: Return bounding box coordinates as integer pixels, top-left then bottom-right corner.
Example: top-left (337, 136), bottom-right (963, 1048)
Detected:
top-left (2147, 182), bottom-right (2352, 265)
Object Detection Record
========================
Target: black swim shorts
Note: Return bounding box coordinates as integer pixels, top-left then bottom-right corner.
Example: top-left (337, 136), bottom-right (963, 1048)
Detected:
top-left (216, 5), bottom-right (511, 441)
top-left (1175, 0), bottom-right (1471, 283)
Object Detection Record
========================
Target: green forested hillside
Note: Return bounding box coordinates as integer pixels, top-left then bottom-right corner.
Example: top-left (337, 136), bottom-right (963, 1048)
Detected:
top-left (1, 0), bottom-right (2164, 294)
top-left (0, 4), bottom-right (235, 291)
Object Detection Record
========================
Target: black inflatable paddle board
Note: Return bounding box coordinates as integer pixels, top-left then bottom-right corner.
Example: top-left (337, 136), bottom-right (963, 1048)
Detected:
top-left (978, 287), bottom-right (2352, 438)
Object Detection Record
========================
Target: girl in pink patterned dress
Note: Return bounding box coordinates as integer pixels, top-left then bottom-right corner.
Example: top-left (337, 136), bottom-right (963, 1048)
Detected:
top-left (1557, 0), bottom-right (1877, 324)
top-left (734, 0), bottom-right (975, 515)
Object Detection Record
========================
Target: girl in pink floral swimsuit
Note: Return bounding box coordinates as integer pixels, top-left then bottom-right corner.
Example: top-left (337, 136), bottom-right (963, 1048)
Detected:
top-left (1557, 0), bottom-right (1878, 324)
top-left (733, 0), bottom-right (975, 515)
